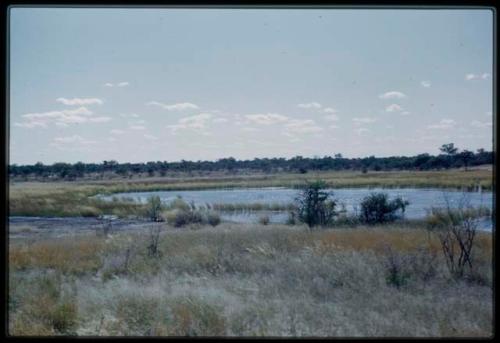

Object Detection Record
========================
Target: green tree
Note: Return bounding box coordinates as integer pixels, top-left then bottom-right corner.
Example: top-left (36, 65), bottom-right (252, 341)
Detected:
top-left (439, 143), bottom-right (458, 156)
top-left (359, 193), bottom-right (409, 224)
top-left (459, 150), bottom-right (474, 171)
top-left (295, 180), bottom-right (337, 229)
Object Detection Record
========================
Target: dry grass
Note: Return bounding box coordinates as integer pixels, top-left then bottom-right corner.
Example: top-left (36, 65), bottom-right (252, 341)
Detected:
top-left (8, 223), bottom-right (493, 337)
top-left (9, 237), bottom-right (104, 274)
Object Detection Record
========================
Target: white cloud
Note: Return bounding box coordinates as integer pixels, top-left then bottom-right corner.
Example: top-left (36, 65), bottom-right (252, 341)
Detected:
top-left (400, 111), bottom-right (411, 116)
top-left (427, 118), bottom-right (456, 130)
top-left (14, 121), bottom-right (48, 129)
top-left (129, 119), bottom-right (146, 125)
top-left (166, 113), bottom-right (213, 133)
top-left (385, 104), bottom-right (403, 112)
top-left (147, 101), bottom-right (199, 111)
top-left (50, 135), bottom-right (97, 150)
top-left (104, 81), bottom-right (130, 87)
top-left (56, 97), bottom-right (103, 106)
top-left (89, 116), bottom-right (112, 123)
top-left (352, 117), bottom-right (377, 124)
top-left (471, 120), bottom-right (492, 128)
top-left (297, 102), bottom-right (322, 109)
top-left (284, 119), bottom-right (323, 135)
top-left (129, 125), bottom-right (146, 130)
top-left (465, 73), bottom-right (491, 80)
top-left (323, 114), bottom-right (339, 121)
top-left (329, 125), bottom-right (339, 129)
top-left (110, 129), bottom-right (125, 135)
top-left (23, 107), bottom-right (93, 119)
top-left (16, 107), bottom-right (112, 128)
top-left (52, 135), bottom-right (96, 145)
top-left (120, 113), bottom-right (140, 118)
top-left (244, 113), bottom-right (289, 125)
top-left (486, 111), bottom-right (492, 116)
top-left (144, 134), bottom-right (159, 140)
top-left (420, 81), bottom-right (431, 88)
top-left (355, 128), bottom-right (370, 135)
top-left (53, 135), bottom-right (84, 143)
top-left (379, 91), bottom-right (407, 99)
top-left (322, 107), bottom-right (337, 113)
top-left (242, 127), bottom-right (260, 132)
top-left (213, 117), bottom-right (229, 123)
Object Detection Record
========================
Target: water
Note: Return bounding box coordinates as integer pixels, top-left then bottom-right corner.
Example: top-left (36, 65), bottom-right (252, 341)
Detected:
top-left (97, 187), bottom-right (494, 229)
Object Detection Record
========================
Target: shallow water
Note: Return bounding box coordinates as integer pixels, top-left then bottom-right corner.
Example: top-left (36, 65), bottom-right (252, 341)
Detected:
top-left (98, 187), bottom-right (494, 229)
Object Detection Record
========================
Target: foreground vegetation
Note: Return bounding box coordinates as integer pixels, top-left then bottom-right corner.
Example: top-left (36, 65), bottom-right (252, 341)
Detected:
top-left (9, 169), bottom-right (492, 218)
top-left (9, 221), bottom-right (492, 337)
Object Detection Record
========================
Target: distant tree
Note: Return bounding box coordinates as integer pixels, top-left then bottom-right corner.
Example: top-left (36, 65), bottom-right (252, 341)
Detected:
top-left (440, 143), bottom-right (458, 156)
top-left (459, 150), bottom-right (475, 171)
top-left (334, 153), bottom-right (343, 159)
top-left (74, 162), bottom-right (85, 178)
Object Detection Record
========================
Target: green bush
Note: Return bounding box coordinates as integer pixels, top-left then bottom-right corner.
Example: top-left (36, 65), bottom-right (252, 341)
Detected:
top-left (294, 180), bottom-right (337, 229)
top-left (359, 193), bottom-right (409, 224)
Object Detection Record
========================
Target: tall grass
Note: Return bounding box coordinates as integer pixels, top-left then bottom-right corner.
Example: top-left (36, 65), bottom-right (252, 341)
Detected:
top-left (9, 222), bottom-right (493, 337)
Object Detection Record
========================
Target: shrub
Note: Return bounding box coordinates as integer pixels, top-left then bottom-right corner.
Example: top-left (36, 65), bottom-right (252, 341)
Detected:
top-left (170, 297), bottom-right (226, 336)
top-left (51, 300), bottom-right (78, 334)
top-left (258, 215), bottom-right (270, 225)
top-left (286, 211), bottom-right (297, 225)
top-left (146, 195), bottom-right (164, 222)
top-left (359, 193), bottom-right (409, 224)
top-left (164, 199), bottom-right (221, 228)
top-left (294, 180), bottom-right (337, 229)
top-left (79, 206), bottom-right (100, 217)
top-left (426, 204), bottom-right (481, 280)
top-left (206, 212), bottom-right (221, 226)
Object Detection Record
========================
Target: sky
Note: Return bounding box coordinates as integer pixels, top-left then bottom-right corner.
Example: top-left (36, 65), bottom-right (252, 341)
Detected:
top-left (9, 8), bottom-right (494, 165)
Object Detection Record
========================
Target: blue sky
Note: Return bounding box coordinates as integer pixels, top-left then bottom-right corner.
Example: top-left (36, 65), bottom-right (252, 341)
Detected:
top-left (9, 8), bottom-right (493, 164)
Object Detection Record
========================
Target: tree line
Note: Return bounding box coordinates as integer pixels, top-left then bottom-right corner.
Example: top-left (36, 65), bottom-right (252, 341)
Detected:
top-left (8, 143), bottom-right (493, 180)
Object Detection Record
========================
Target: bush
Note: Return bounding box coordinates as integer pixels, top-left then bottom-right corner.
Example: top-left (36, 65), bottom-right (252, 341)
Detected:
top-left (164, 198), bottom-right (221, 227)
top-left (146, 195), bottom-right (164, 222)
top-left (359, 193), bottom-right (409, 224)
top-left (258, 215), bottom-right (270, 225)
top-left (426, 203), bottom-right (481, 279)
top-left (294, 180), bottom-right (337, 229)
top-left (286, 211), bottom-right (297, 225)
top-left (206, 212), bottom-right (221, 226)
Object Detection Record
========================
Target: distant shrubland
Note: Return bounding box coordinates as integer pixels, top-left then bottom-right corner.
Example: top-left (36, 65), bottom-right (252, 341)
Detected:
top-left (8, 146), bottom-right (492, 181)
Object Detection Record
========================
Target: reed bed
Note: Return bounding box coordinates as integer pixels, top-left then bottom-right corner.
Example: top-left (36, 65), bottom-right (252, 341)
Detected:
top-left (9, 169), bottom-right (492, 218)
